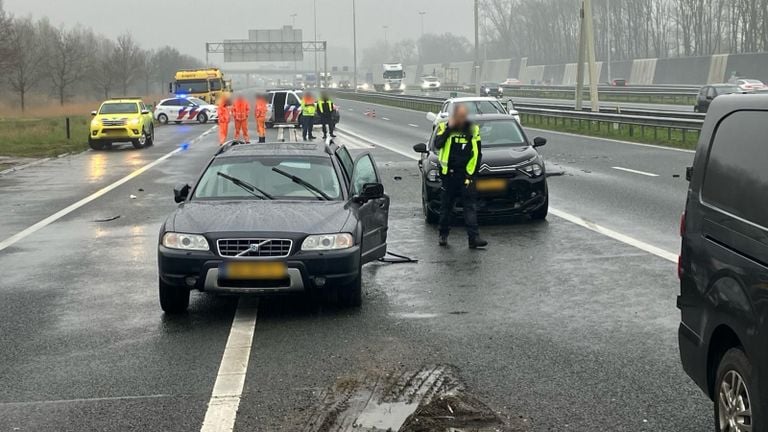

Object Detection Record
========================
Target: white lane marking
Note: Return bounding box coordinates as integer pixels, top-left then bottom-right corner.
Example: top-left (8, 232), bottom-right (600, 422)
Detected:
top-left (0, 125), bottom-right (216, 253)
top-left (0, 394), bottom-right (173, 407)
top-left (341, 127), bottom-right (679, 263)
top-left (525, 127), bottom-right (696, 154)
top-left (200, 299), bottom-right (258, 432)
top-left (611, 166), bottom-right (659, 177)
top-left (549, 209), bottom-right (677, 262)
top-left (347, 108), bottom-right (354, 111)
top-left (408, 124), bottom-right (419, 128)
top-left (382, 117), bottom-right (391, 121)
top-left (336, 127), bottom-right (416, 160)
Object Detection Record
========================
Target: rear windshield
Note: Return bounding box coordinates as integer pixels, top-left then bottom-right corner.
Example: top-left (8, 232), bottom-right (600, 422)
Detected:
top-left (194, 156), bottom-right (341, 201)
top-left (99, 103), bottom-right (138, 114)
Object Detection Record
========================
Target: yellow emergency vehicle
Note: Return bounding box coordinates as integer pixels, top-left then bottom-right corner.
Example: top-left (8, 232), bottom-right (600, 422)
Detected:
top-left (89, 98), bottom-right (154, 150)
top-left (170, 68), bottom-right (232, 104)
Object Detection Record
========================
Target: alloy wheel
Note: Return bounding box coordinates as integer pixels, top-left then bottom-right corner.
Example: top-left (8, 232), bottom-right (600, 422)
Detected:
top-left (718, 370), bottom-right (753, 432)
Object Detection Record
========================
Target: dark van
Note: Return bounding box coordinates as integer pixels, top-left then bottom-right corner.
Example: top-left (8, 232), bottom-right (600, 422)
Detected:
top-left (678, 94), bottom-right (768, 431)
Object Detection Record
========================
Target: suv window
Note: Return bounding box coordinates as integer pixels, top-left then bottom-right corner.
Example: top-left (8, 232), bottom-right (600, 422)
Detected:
top-left (286, 93), bottom-right (300, 107)
top-left (702, 110), bottom-right (768, 227)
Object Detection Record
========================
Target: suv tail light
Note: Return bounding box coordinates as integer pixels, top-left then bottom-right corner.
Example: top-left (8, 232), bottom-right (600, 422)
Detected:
top-left (679, 211), bottom-right (686, 237)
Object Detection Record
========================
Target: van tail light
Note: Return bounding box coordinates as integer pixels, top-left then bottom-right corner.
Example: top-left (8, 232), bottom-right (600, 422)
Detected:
top-left (679, 211), bottom-right (686, 237)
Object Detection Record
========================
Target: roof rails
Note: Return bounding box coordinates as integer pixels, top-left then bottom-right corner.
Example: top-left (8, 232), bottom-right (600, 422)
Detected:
top-left (215, 140), bottom-right (248, 155)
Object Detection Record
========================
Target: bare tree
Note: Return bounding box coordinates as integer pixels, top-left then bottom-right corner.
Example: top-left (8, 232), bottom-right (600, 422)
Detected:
top-left (112, 33), bottom-right (141, 96)
top-left (91, 37), bottom-right (117, 99)
top-left (7, 18), bottom-right (46, 111)
top-left (0, 0), bottom-right (14, 73)
top-left (41, 22), bottom-right (90, 105)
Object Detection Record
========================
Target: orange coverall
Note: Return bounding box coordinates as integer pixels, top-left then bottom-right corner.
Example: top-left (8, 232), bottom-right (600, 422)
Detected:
top-left (232, 98), bottom-right (250, 142)
top-left (217, 100), bottom-right (231, 145)
top-left (254, 97), bottom-right (268, 143)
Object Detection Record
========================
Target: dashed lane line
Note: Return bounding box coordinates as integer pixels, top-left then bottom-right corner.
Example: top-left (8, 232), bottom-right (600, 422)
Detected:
top-left (612, 166), bottom-right (659, 177)
top-left (340, 127), bottom-right (678, 264)
top-left (0, 125), bottom-right (217, 253)
top-left (408, 124), bottom-right (420, 128)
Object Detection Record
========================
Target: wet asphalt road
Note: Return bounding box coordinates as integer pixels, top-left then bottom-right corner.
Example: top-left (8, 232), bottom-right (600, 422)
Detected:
top-left (0, 111), bottom-right (710, 431)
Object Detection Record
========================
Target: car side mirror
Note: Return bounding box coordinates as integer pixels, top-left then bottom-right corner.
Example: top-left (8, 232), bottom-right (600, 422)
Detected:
top-left (91, 110), bottom-right (97, 116)
top-left (533, 137), bottom-right (547, 148)
top-left (356, 182), bottom-right (384, 202)
top-left (413, 143), bottom-right (428, 153)
top-left (174, 183), bottom-right (190, 203)
top-left (506, 99), bottom-right (515, 112)
top-left (426, 112), bottom-right (437, 122)
top-left (141, 109), bottom-right (150, 115)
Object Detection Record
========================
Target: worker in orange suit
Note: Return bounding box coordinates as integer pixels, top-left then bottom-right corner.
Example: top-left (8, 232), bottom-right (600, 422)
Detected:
top-left (254, 94), bottom-right (268, 143)
top-left (232, 95), bottom-right (250, 143)
top-left (216, 95), bottom-right (231, 145)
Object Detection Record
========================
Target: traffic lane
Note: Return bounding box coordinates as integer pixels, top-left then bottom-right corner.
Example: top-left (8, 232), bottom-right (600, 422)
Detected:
top-left (0, 122), bottom-right (214, 241)
top-left (233, 152), bottom-right (710, 431)
top-left (0, 128), bottom-right (237, 431)
top-left (336, 98), bottom-right (691, 252)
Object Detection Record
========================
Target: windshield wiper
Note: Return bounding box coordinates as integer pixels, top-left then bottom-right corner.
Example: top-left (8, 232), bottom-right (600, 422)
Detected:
top-left (271, 167), bottom-right (332, 201)
top-left (216, 172), bottom-right (274, 200)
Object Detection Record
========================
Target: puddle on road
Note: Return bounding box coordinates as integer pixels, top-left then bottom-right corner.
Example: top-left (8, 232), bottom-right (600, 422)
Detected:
top-left (303, 365), bottom-right (528, 432)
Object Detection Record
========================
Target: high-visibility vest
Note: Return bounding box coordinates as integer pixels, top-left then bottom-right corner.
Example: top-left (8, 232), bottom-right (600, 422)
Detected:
top-left (217, 103), bottom-right (230, 122)
top-left (317, 99), bottom-right (334, 114)
top-left (255, 99), bottom-right (267, 119)
top-left (301, 99), bottom-right (316, 116)
top-left (436, 122), bottom-right (481, 176)
top-left (233, 100), bottom-right (249, 121)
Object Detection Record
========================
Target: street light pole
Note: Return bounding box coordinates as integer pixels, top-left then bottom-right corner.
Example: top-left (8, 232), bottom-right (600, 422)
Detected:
top-left (383, 25), bottom-right (389, 44)
top-left (352, 0), bottom-right (358, 91)
top-left (474, 0), bottom-right (480, 96)
top-left (606, 0), bottom-right (612, 84)
top-left (418, 11), bottom-right (426, 38)
top-left (314, 0), bottom-right (318, 88)
top-left (290, 13), bottom-right (298, 77)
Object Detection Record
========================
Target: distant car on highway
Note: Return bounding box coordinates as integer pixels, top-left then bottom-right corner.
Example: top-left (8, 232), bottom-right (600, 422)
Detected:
top-left (480, 82), bottom-right (504, 98)
top-left (89, 98), bottom-right (154, 150)
top-left (678, 94), bottom-right (768, 432)
top-left (356, 82), bottom-right (372, 91)
top-left (420, 76), bottom-right (441, 91)
top-left (154, 97), bottom-right (218, 125)
top-left (610, 78), bottom-right (628, 87)
top-left (734, 79), bottom-right (767, 92)
top-left (426, 97), bottom-right (520, 127)
top-left (338, 80), bottom-right (352, 89)
top-left (694, 84), bottom-right (741, 113)
top-left (413, 114), bottom-right (548, 224)
top-left (502, 78), bottom-right (522, 87)
top-left (157, 141), bottom-right (390, 313)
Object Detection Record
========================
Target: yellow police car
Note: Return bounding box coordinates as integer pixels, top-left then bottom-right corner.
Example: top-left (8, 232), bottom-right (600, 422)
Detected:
top-left (89, 98), bottom-right (155, 150)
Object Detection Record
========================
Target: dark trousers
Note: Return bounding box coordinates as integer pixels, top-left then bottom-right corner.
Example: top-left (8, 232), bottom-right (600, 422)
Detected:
top-left (301, 115), bottom-right (315, 140)
top-left (439, 174), bottom-right (479, 239)
top-left (320, 114), bottom-right (335, 137)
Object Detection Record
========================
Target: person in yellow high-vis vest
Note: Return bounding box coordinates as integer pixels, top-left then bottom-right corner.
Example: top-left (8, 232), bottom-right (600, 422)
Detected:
top-left (434, 104), bottom-right (488, 249)
top-left (300, 93), bottom-right (317, 141)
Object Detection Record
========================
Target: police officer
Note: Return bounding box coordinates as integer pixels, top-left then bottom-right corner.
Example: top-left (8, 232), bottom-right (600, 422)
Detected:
top-left (300, 92), bottom-right (317, 141)
top-left (317, 92), bottom-right (336, 139)
top-left (434, 104), bottom-right (488, 249)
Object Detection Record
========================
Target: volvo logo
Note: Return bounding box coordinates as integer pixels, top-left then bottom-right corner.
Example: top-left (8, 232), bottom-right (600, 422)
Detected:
top-left (236, 240), bottom-right (270, 257)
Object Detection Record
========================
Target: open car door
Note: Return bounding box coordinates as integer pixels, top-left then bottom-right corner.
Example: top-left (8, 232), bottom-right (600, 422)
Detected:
top-left (350, 153), bottom-right (389, 263)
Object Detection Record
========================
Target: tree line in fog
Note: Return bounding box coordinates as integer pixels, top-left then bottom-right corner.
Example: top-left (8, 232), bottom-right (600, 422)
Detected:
top-left (0, 1), bottom-right (202, 111)
top-left (482, 0), bottom-right (768, 65)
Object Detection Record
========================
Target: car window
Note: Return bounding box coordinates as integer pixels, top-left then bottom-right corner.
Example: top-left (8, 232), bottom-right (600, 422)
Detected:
top-left (286, 93), bottom-right (300, 107)
top-left (166, 99), bottom-right (181, 106)
top-left (440, 102), bottom-right (449, 114)
top-left (707, 87), bottom-right (717, 98)
top-left (194, 156), bottom-right (342, 201)
top-left (702, 110), bottom-right (768, 227)
top-left (100, 103), bottom-right (138, 114)
top-left (336, 147), bottom-right (354, 182)
top-left (351, 154), bottom-right (378, 195)
top-left (479, 120), bottom-right (527, 147)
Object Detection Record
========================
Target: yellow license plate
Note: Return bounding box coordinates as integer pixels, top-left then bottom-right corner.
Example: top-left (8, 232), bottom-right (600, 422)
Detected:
top-left (475, 178), bottom-right (507, 192)
top-left (222, 261), bottom-right (287, 280)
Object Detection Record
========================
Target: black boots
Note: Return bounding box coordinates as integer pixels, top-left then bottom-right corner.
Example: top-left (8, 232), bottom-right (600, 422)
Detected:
top-left (468, 237), bottom-right (488, 249)
top-left (439, 234), bottom-right (448, 247)
top-left (258, 137), bottom-right (265, 143)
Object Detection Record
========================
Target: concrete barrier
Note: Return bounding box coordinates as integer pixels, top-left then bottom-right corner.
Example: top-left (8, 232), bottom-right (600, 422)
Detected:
top-left (708, 54), bottom-right (729, 83)
top-left (630, 59), bottom-right (657, 85)
top-left (450, 61), bottom-right (475, 85)
top-left (726, 53), bottom-right (768, 83)
top-left (404, 65), bottom-right (418, 85)
top-left (655, 56), bottom-right (710, 85)
top-left (483, 59), bottom-right (512, 83)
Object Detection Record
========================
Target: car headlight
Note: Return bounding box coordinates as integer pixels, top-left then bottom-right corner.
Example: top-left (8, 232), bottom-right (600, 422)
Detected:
top-left (427, 169), bottom-right (440, 182)
top-left (522, 163), bottom-right (543, 178)
top-left (162, 232), bottom-right (210, 251)
top-left (302, 233), bottom-right (354, 251)
top-left (91, 119), bottom-right (101, 127)
top-left (400, 83), bottom-right (407, 90)
top-left (498, 87), bottom-right (504, 93)
top-left (128, 118), bottom-right (140, 125)
top-left (384, 83), bottom-right (391, 91)
top-left (485, 88), bottom-right (491, 94)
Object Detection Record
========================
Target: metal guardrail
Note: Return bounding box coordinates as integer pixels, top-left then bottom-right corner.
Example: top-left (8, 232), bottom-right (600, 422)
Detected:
top-left (513, 102), bottom-right (705, 120)
top-left (332, 90), bottom-right (704, 145)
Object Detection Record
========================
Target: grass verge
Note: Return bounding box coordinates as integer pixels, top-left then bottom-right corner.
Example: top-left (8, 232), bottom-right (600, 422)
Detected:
top-left (0, 116), bottom-right (91, 158)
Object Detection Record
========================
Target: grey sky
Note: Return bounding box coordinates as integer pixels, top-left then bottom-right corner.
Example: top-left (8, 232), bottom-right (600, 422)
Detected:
top-left (4, 0), bottom-right (475, 66)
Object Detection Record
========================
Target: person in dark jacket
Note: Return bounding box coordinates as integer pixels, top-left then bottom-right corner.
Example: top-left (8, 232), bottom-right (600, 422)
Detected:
top-left (434, 104), bottom-right (488, 249)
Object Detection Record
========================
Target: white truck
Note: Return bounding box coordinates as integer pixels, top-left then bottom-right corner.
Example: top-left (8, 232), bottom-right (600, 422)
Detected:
top-left (374, 63), bottom-right (406, 93)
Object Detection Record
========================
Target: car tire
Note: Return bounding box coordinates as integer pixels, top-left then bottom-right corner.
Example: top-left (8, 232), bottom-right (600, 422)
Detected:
top-left (714, 348), bottom-right (759, 432)
top-left (157, 113), bottom-right (169, 124)
top-left (159, 278), bottom-right (190, 314)
top-left (530, 197), bottom-right (549, 221)
top-left (197, 112), bottom-right (208, 124)
top-left (88, 138), bottom-right (104, 151)
top-left (145, 125), bottom-right (154, 147)
top-left (338, 272), bottom-right (362, 308)
top-left (132, 130), bottom-right (147, 149)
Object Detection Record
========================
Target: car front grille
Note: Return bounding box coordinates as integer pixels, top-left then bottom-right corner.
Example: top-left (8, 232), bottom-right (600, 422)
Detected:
top-left (217, 238), bottom-right (293, 258)
top-left (102, 119), bottom-right (127, 127)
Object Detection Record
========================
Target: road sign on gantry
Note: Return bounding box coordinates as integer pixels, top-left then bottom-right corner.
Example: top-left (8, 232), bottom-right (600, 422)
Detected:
top-left (222, 26), bottom-right (304, 62)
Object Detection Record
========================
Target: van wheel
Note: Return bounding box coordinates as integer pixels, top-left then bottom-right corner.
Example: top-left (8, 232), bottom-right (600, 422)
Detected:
top-left (715, 348), bottom-right (759, 432)
top-left (197, 112), bottom-right (208, 124)
top-left (157, 113), bottom-right (169, 124)
top-left (338, 273), bottom-right (362, 308)
top-left (159, 278), bottom-right (190, 314)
